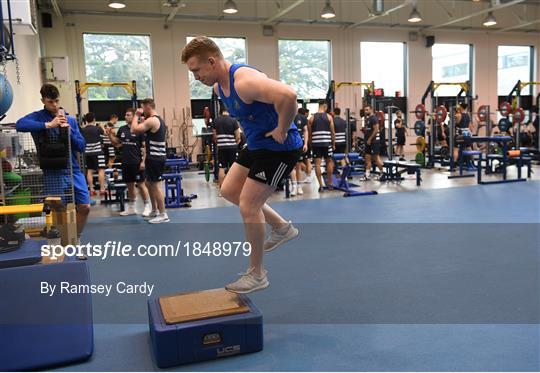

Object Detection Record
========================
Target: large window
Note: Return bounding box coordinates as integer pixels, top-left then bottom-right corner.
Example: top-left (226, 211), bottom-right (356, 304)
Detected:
top-left (83, 33), bottom-right (153, 100)
top-left (187, 37), bottom-right (246, 99)
top-left (432, 44), bottom-right (471, 96)
top-left (279, 39), bottom-right (331, 100)
top-left (498, 46), bottom-right (533, 95)
top-left (361, 42), bottom-right (406, 96)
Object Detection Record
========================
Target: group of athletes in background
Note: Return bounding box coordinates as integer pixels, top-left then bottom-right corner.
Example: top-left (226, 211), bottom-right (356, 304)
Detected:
top-left (210, 100), bottom-right (409, 193)
top-left (80, 98), bottom-right (169, 224)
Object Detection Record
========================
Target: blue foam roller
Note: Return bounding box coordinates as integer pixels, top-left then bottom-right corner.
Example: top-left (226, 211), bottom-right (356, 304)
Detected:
top-left (0, 260), bottom-right (94, 370)
top-left (148, 289), bottom-right (263, 368)
top-left (0, 239), bottom-right (44, 269)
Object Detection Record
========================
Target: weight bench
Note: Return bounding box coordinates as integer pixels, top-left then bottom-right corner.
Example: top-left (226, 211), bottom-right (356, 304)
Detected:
top-left (102, 181), bottom-right (127, 211)
top-left (332, 153), bottom-right (376, 197)
top-left (382, 161), bottom-right (422, 186)
top-left (448, 150), bottom-right (481, 179)
top-left (478, 152), bottom-right (528, 184)
top-left (488, 154), bottom-right (532, 178)
top-left (163, 173), bottom-right (196, 208)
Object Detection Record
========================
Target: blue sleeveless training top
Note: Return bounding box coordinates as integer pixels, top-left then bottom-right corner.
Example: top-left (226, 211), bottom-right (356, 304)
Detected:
top-left (217, 64), bottom-right (302, 151)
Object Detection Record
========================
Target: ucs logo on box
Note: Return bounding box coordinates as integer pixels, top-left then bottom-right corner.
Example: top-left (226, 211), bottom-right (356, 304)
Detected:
top-left (217, 345), bottom-right (241, 357)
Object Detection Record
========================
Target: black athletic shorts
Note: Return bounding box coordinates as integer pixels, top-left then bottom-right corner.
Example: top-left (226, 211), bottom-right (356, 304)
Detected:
top-left (236, 147), bottom-right (301, 188)
top-left (218, 148), bottom-right (237, 169)
top-left (397, 136), bottom-right (406, 146)
top-left (365, 141), bottom-right (381, 156)
top-left (145, 158), bottom-right (166, 182)
top-left (312, 146), bottom-right (333, 159)
top-left (122, 163), bottom-right (145, 183)
top-left (298, 146), bottom-right (312, 162)
top-left (334, 143), bottom-right (346, 154)
top-left (104, 145), bottom-right (115, 158)
top-left (85, 154), bottom-right (106, 170)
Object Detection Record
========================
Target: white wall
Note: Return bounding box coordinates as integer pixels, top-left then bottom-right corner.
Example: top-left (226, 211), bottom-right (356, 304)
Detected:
top-left (40, 14), bottom-right (540, 152)
top-left (2, 33), bottom-right (43, 123)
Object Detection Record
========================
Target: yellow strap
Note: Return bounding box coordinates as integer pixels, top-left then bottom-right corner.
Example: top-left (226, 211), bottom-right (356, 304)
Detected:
top-left (0, 203), bottom-right (44, 215)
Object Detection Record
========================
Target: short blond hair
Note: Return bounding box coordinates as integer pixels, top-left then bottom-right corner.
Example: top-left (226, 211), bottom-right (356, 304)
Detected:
top-left (181, 36), bottom-right (223, 63)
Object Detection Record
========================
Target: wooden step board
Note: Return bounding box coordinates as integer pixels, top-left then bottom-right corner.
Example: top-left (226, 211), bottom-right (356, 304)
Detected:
top-left (159, 288), bottom-right (249, 325)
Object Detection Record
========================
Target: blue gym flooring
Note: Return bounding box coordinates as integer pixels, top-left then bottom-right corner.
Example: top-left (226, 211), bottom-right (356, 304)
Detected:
top-left (56, 182), bottom-right (540, 371)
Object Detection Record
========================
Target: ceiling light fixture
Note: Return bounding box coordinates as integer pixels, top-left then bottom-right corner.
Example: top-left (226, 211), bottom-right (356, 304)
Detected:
top-left (408, 7), bottom-right (422, 23)
top-left (321, 1), bottom-right (336, 19)
top-left (108, 0), bottom-right (126, 9)
top-left (483, 11), bottom-right (497, 26)
top-left (223, 0), bottom-right (238, 14)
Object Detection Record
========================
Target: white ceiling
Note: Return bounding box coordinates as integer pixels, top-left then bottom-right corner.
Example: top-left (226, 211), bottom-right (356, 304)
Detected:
top-left (43, 0), bottom-right (540, 33)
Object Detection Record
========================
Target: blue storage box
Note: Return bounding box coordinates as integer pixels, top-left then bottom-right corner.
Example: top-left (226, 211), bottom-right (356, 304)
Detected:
top-left (148, 288), bottom-right (263, 368)
top-left (0, 260), bottom-right (94, 370)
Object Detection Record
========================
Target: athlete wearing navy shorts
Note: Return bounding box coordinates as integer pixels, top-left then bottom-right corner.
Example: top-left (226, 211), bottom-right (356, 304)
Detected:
top-left (182, 36), bottom-right (303, 293)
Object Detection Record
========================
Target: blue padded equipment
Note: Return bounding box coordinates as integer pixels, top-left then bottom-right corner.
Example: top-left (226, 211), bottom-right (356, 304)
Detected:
top-left (0, 238), bottom-right (43, 269)
top-left (0, 260), bottom-right (94, 370)
top-left (148, 288), bottom-right (263, 368)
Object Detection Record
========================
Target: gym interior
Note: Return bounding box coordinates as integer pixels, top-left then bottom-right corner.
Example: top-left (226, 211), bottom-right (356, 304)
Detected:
top-left (0, 0), bottom-right (539, 371)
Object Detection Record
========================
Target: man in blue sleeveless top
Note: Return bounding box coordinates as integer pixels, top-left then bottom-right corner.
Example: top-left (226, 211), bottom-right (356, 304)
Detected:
top-left (182, 36), bottom-right (303, 293)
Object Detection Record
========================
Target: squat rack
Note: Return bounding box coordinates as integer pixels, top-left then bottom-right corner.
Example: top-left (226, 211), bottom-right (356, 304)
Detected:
top-left (325, 80), bottom-right (376, 112)
top-left (421, 80), bottom-right (473, 110)
top-left (75, 80), bottom-right (138, 125)
top-left (506, 80), bottom-right (540, 150)
top-left (325, 80), bottom-right (376, 154)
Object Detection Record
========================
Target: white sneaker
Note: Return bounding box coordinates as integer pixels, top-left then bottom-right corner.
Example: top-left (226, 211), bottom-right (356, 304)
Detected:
top-left (120, 203), bottom-right (136, 216)
top-left (264, 221), bottom-right (299, 252)
top-left (225, 268), bottom-right (269, 294)
top-left (148, 213), bottom-right (170, 224)
top-left (142, 203), bottom-right (152, 217)
top-left (144, 210), bottom-right (158, 221)
top-left (290, 184), bottom-right (297, 196)
top-left (296, 185), bottom-right (303, 195)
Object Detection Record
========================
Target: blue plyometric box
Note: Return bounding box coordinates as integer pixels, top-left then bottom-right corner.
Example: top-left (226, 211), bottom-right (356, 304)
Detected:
top-left (148, 288), bottom-right (263, 368)
top-left (0, 260), bottom-right (93, 370)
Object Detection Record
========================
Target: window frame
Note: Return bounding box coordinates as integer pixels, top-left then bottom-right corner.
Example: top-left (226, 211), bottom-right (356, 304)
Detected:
top-left (82, 32), bottom-right (155, 100)
top-left (278, 38), bottom-right (333, 100)
top-left (360, 41), bottom-right (408, 97)
top-left (497, 45), bottom-right (534, 96)
top-left (431, 43), bottom-right (473, 96)
top-left (186, 35), bottom-right (248, 100)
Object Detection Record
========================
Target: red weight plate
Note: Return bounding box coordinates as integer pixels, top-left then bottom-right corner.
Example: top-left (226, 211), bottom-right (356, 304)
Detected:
top-left (435, 105), bottom-right (447, 124)
top-left (499, 101), bottom-right (511, 118)
top-left (512, 107), bottom-right (525, 124)
top-left (415, 104), bottom-right (426, 120)
top-left (477, 105), bottom-right (487, 122)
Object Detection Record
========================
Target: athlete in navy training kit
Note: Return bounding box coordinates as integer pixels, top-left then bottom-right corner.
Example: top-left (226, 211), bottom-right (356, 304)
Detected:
top-left (81, 112), bottom-right (106, 196)
top-left (182, 36), bottom-right (303, 294)
top-left (212, 108), bottom-right (241, 187)
top-left (130, 98), bottom-right (169, 224)
top-left (107, 107), bottom-right (151, 217)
